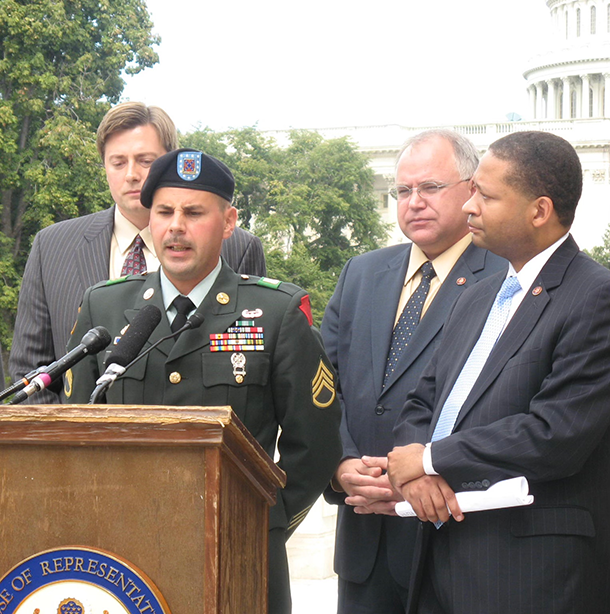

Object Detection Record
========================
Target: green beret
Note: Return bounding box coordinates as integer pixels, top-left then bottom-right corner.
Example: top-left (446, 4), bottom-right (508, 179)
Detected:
top-left (140, 148), bottom-right (235, 208)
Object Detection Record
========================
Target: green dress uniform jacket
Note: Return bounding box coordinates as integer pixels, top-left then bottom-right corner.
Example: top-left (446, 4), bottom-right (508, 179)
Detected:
top-left (65, 262), bottom-right (342, 613)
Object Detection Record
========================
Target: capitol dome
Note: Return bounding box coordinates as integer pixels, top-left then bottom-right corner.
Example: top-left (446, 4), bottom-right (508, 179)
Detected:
top-left (524, 0), bottom-right (610, 120)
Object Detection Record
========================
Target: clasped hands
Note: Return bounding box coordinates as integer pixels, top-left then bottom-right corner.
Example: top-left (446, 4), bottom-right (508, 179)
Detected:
top-left (336, 444), bottom-right (463, 524)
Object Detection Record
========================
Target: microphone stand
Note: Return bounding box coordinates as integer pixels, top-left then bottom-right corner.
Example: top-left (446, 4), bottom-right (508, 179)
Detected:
top-left (0, 369), bottom-right (42, 402)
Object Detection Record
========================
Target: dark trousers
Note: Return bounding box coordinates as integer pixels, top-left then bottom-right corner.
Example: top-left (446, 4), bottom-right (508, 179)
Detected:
top-left (269, 527), bottom-right (291, 614)
top-left (338, 522), bottom-right (409, 614)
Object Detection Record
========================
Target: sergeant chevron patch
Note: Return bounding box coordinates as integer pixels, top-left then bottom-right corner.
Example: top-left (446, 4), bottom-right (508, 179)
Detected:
top-left (312, 359), bottom-right (336, 408)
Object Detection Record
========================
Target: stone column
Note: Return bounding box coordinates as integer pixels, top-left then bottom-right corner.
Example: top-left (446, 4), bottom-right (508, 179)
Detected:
top-left (562, 77), bottom-right (571, 119)
top-left (535, 82), bottom-right (545, 119)
top-left (528, 85), bottom-right (537, 119)
top-left (604, 73), bottom-right (610, 118)
top-left (547, 79), bottom-right (557, 119)
top-left (581, 74), bottom-right (591, 118)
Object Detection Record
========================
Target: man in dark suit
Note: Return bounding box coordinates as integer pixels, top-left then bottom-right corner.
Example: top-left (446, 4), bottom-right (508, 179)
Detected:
top-left (65, 148), bottom-right (342, 614)
top-left (9, 102), bottom-right (265, 403)
top-left (321, 130), bottom-right (506, 613)
top-left (387, 131), bottom-right (610, 614)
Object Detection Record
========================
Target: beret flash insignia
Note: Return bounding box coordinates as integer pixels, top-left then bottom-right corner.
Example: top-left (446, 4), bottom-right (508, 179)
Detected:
top-left (177, 151), bottom-right (202, 181)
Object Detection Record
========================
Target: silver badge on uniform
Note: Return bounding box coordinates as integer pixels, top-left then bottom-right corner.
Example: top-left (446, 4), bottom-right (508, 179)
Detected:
top-left (231, 352), bottom-right (246, 384)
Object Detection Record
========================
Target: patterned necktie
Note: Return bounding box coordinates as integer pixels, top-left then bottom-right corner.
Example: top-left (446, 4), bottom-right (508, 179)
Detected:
top-left (171, 295), bottom-right (195, 333)
top-left (431, 276), bottom-right (522, 442)
top-left (384, 261), bottom-right (436, 387)
top-left (121, 235), bottom-right (147, 277)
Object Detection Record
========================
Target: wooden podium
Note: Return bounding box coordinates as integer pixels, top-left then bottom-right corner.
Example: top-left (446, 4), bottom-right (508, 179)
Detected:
top-left (0, 405), bottom-right (285, 613)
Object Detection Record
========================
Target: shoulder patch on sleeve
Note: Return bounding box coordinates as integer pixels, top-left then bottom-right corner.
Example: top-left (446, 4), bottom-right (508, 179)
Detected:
top-left (299, 294), bottom-right (313, 326)
top-left (312, 358), bottom-right (336, 408)
top-left (64, 368), bottom-right (73, 398)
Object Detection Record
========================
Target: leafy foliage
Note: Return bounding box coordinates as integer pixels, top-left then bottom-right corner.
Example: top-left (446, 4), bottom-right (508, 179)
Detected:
top-left (0, 0), bottom-right (159, 352)
top-left (182, 127), bottom-right (389, 323)
top-left (585, 225), bottom-right (610, 269)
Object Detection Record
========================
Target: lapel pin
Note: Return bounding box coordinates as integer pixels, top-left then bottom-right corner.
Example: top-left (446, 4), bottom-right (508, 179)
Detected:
top-left (143, 288), bottom-right (154, 300)
top-left (216, 292), bottom-right (230, 305)
top-left (456, 277), bottom-right (466, 286)
top-left (532, 286), bottom-right (543, 296)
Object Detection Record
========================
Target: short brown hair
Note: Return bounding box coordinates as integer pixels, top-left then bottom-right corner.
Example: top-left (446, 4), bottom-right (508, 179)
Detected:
top-left (96, 102), bottom-right (178, 161)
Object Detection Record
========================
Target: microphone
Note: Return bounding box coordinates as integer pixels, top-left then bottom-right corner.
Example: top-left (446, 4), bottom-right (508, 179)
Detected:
top-left (88, 305), bottom-right (163, 404)
top-left (9, 326), bottom-right (112, 404)
top-left (88, 309), bottom-right (204, 404)
top-left (0, 367), bottom-right (45, 402)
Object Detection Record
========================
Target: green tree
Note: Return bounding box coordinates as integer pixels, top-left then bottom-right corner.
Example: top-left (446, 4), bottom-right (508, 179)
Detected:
top-left (585, 224), bottom-right (610, 269)
top-left (182, 127), bottom-right (388, 324)
top-left (0, 0), bottom-right (159, 349)
top-left (181, 125), bottom-right (278, 231)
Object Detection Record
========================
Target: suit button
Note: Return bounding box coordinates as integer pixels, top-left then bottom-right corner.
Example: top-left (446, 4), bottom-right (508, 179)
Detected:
top-left (475, 481), bottom-right (483, 489)
top-left (461, 482), bottom-right (469, 490)
top-left (482, 480), bottom-right (491, 489)
top-left (468, 482), bottom-right (476, 489)
top-left (375, 405), bottom-right (385, 415)
top-left (169, 372), bottom-right (182, 384)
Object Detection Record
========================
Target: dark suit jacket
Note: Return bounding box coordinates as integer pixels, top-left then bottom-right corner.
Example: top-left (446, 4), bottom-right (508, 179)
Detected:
top-left (320, 242), bottom-right (506, 587)
top-left (9, 207), bottom-right (266, 403)
top-left (395, 236), bottom-right (610, 614)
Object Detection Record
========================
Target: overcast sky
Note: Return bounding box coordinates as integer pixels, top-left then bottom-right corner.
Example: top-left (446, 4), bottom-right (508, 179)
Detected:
top-left (122, 0), bottom-right (553, 133)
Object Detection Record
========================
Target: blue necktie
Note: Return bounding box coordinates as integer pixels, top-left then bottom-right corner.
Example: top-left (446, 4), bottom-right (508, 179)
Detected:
top-left (384, 262), bottom-right (436, 387)
top-left (432, 276), bottom-right (521, 442)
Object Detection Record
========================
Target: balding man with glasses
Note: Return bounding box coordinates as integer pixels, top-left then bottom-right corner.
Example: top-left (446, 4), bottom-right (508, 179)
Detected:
top-left (321, 130), bottom-right (506, 614)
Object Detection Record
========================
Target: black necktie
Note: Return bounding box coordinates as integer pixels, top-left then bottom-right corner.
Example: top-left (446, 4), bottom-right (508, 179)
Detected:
top-left (171, 295), bottom-right (195, 333)
top-left (383, 261), bottom-right (436, 386)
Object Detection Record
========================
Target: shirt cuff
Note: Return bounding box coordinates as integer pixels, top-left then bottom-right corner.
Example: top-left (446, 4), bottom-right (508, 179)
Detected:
top-left (423, 443), bottom-right (439, 476)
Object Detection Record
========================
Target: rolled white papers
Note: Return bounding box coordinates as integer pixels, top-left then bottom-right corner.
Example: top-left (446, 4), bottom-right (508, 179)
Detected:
top-left (395, 476), bottom-right (534, 517)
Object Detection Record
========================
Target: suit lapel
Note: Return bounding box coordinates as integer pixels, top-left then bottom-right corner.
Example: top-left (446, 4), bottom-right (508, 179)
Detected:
top-left (76, 207), bottom-right (114, 289)
top-left (382, 244), bottom-right (501, 394)
top-left (371, 246), bottom-right (411, 393)
top-left (124, 273), bottom-right (173, 355)
top-left (448, 237), bottom-right (579, 432)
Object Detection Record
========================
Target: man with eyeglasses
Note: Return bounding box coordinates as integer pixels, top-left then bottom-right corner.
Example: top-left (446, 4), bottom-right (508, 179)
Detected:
top-left (321, 129), bottom-right (506, 614)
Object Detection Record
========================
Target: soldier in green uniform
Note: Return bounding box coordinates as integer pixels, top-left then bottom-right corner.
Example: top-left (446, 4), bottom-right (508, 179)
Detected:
top-left (65, 148), bottom-right (342, 614)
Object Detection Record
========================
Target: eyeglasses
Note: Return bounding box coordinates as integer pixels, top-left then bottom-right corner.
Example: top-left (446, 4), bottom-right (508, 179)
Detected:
top-left (389, 179), bottom-right (470, 201)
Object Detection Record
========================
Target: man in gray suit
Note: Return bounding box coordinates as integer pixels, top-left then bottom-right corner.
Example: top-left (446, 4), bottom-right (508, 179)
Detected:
top-left (321, 130), bottom-right (506, 613)
top-left (9, 102), bottom-right (266, 403)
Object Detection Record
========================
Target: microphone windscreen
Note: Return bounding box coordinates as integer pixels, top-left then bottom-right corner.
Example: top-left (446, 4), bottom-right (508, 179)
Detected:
top-left (105, 305), bottom-right (162, 367)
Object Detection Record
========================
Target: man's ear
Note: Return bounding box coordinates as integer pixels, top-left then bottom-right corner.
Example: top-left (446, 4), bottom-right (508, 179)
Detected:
top-left (223, 206), bottom-right (238, 239)
top-left (531, 195), bottom-right (554, 228)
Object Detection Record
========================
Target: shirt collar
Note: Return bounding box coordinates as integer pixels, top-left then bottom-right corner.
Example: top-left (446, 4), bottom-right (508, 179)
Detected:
top-left (159, 258), bottom-right (223, 314)
top-left (113, 206), bottom-right (156, 257)
top-left (404, 234), bottom-right (472, 286)
top-left (507, 232), bottom-right (570, 290)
